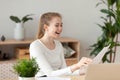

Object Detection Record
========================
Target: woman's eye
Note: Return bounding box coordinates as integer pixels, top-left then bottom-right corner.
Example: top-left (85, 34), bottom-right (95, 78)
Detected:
top-left (55, 25), bottom-right (59, 27)
top-left (55, 23), bottom-right (62, 27)
top-left (60, 24), bottom-right (63, 27)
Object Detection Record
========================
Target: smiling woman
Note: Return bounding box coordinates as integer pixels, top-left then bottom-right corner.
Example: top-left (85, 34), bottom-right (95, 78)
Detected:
top-left (29, 12), bottom-right (92, 77)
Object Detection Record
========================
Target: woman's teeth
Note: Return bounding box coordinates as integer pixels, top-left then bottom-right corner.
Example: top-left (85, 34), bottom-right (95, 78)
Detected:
top-left (55, 32), bottom-right (60, 34)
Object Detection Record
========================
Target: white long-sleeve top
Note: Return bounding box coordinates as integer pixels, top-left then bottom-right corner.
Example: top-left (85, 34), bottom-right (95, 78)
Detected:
top-left (29, 39), bottom-right (80, 77)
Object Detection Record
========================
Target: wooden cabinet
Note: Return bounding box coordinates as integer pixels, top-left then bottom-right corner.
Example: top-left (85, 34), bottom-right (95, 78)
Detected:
top-left (15, 48), bottom-right (29, 60)
top-left (0, 39), bottom-right (33, 62)
top-left (0, 37), bottom-right (80, 66)
top-left (57, 37), bottom-right (80, 66)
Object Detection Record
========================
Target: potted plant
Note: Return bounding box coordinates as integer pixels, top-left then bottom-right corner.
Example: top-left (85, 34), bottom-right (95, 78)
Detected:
top-left (90, 0), bottom-right (120, 63)
top-left (13, 58), bottom-right (40, 80)
top-left (10, 14), bottom-right (33, 24)
top-left (9, 14), bottom-right (33, 40)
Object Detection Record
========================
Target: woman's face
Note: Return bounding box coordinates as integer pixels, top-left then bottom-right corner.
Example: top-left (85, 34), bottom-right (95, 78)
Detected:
top-left (45, 17), bottom-right (63, 38)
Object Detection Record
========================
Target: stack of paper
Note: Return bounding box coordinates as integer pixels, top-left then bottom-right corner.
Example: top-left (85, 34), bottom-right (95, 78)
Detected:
top-left (37, 77), bottom-right (71, 80)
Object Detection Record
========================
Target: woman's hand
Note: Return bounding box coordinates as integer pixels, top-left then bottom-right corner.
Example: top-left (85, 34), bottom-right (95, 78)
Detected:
top-left (70, 57), bottom-right (92, 73)
top-left (77, 57), bottom-right (92, 68)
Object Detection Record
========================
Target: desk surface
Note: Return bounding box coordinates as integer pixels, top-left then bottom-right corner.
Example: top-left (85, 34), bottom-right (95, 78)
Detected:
top-left (1, 75), bottom-right (85, 80)
top-left (67, 75), bottom-right (85, 80)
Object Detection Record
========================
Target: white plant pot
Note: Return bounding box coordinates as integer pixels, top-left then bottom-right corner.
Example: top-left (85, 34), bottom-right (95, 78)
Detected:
top-left (14, 23), bottom-right (25, 40)
top-left (19, 77), bottom-right (35, 80)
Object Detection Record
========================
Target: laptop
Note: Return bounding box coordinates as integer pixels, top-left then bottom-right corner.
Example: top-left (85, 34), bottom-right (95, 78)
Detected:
top-left (85, 63), bottom-right (120, 80)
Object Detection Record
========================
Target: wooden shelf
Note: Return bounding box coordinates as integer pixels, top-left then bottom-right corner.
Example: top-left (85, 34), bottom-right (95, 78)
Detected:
top-left (0, 39), bottom-right (34, 45)
top-left (0, 37), bottom-right (80, 66)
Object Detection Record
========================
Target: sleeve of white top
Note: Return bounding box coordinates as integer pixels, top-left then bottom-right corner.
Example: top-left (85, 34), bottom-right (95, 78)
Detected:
top-left (60, 46), bottom-right (67, 68)
top-left (59, 43), bottom-right (79, 75)
top-left (72, 70), bottom-right (79, 75)
top-left (29, 41), bottom-right (73, 76)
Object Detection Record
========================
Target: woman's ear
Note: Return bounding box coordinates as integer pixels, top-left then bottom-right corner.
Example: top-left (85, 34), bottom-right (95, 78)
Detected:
top-left (43, 24), bottom-right (48, 31)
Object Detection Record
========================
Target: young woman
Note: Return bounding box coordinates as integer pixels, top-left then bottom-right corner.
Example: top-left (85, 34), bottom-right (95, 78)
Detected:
top-left (29, 12), bottom-right (92, 77)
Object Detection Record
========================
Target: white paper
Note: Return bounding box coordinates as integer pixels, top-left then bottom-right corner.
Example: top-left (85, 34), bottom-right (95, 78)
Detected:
top-left (79, 45), bottom-right (110, 74)
top-left (37, 77), bottom-right (71, 80)
top-left (91, 45), bottom-right (110, 64)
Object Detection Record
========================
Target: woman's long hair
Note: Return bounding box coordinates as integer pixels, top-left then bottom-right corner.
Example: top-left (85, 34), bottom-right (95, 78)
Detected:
top-left (36, 12), bottom-right (62, 39)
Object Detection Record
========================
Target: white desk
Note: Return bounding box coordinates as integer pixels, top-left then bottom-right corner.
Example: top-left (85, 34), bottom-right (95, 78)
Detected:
top-left (1, 75), bottom-right (85, 80)
top-left (63, 75), bottom-right (85, 80)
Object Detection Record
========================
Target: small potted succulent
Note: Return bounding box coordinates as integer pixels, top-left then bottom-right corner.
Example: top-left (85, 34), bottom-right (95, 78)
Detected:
top-left (13, 58), bottom-right (40, 80)
top-left (9, 14), bottom-right (33, 40)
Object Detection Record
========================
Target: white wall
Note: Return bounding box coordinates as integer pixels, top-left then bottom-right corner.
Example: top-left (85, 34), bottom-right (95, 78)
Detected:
top-left (0, 0), bottom-right (114, 59)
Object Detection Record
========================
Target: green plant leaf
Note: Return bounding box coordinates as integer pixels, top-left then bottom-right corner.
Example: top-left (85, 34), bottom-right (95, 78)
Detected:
top-left (22, 14), bottom-right (33, 23)
top-left (13, 58), bottom-right (40, 77)
top-left (10, 16), bottom-right (21, 23)
top-left (107, 0), bottom-right (116, 6)
top-left (100, 9), bottom-right (115, 18)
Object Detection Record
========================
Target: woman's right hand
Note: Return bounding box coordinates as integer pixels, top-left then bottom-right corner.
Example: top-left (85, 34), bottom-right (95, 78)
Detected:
top-left (77, 57), bottom-right (92, 69)
top-left (70, 57), bottom-right (92, 73)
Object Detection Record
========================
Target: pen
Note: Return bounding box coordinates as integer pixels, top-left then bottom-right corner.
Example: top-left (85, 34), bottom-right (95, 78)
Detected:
top-left (37, 75), bottom-right (47, 78)
top-left (41, 75), bottom-right (47, 77)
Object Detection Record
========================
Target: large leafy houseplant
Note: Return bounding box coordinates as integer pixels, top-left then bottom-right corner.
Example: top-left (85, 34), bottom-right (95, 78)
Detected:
top-left (90, 0), bottom-right (120, 63)
top-left (13, 58), bottom-right (40, 78)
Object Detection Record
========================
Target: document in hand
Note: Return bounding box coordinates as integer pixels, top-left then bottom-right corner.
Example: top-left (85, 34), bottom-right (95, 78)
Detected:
top-left (91, 45), bottom-right (110, 64)
top-left (79, 45), bottom-right (110, 74)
